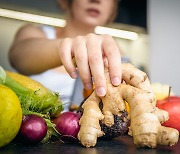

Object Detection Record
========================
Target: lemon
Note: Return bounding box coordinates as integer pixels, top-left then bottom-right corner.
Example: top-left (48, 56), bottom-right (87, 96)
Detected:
top-left (0, 85), bottom-right (22, 148)
top-left (151, 83), bottom-right (174, 100)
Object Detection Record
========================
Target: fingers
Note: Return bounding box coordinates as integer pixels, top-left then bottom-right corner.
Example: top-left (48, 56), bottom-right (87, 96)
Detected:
top-left (86, 34), bottom-right (106, 97)
top-left (102, 35), bottom-right (122, 86)
top-left (73, 36), bottom-right (93, 90)
top-left (59, 38), bottom-right (78, 79)
top-left (59, 34), bottom-right (122, 98)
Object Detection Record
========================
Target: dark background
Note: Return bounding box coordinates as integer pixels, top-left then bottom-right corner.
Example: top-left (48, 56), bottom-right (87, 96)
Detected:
top-left (116, 0), bottom-right (147, 29)
top-left (0, 0), bottom-right (147, 29)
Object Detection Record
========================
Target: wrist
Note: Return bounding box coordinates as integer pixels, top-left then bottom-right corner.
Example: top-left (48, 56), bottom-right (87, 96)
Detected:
top-left (54, 39), bottom-right (63, 66)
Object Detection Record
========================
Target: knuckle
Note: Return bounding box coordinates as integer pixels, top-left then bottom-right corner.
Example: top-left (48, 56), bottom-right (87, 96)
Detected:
top-left (63, 37), bottom-right (71, 44)
top-left (75, 54), bottom-right (84, 62)
top-left (107, 47), bottom-right (119, 57)
top-left (73, 36), bottom-right (85, 49)
top-left (105, 48), bottom-right (114, 57)
top-left (87, 33), bottom-right (95, 38)
top-left (86, 33), bottom-right (102, 44)
top-left (104, 40), bottom-right (120, 55)
top-left (88, 55), bottom-right (100, 64)
top-left (60, 38), bottom-right (71, 50)
top-left (73, 41), bottom-right (81, 49)
top-left (103, 34), bottom-right (113, 40)
top-left (75, 35), bottom-right (83, 41)
top-left (86, 33), bottom-right (98, 41)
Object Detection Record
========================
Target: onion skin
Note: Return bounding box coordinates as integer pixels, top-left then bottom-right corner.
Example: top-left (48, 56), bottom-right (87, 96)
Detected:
top-left (54, 112), bottom-right (81, 138)
top-left (20, 114), bottom-right (47, 143)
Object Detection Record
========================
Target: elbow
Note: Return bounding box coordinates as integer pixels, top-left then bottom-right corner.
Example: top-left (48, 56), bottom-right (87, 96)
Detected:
top-left (8, 47), bottom-right (42, 76)
top-left (8, 46), bottom-right (29, 75)
top-left (8, 46), bottom-right (18, 71)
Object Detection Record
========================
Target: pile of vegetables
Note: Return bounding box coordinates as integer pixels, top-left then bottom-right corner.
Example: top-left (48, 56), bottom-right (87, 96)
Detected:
top-left (0, 66), bottom-right (62, 145)
top-left (0, 66), bottom-right (83, 146)
top-left (1, 63), bottom-right (179, 149)
top-left (0, 65), bottom-right (130, 147)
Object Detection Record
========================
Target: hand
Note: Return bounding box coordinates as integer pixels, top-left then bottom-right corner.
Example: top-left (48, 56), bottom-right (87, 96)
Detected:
top-left (59, 33), bottom-right (122, 97)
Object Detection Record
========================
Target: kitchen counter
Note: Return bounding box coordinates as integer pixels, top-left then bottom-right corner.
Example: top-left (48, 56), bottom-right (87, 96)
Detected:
top-left (1, 135), bottom-right (180, 154)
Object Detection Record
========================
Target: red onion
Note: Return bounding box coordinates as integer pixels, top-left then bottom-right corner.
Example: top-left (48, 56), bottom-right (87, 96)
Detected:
top-left (20, 114), bottom-right (47, 143)
top-left (54, 112), bottom-right (81, 138)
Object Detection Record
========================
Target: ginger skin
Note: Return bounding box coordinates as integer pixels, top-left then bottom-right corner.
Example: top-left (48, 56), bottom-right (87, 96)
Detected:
top-left (78, 63), bottom-right (179, 148)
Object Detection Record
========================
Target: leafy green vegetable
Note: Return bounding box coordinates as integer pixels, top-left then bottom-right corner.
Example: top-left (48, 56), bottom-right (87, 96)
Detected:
top-left (0, 66), bottom-right (63, 142)
top-left (0, 66), bottom-right (63, 117)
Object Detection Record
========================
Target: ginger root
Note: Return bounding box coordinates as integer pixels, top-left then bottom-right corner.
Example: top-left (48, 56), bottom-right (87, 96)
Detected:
top-left (78, 63), bottom-right (179, 148)
top-left (78, 92), bottom-right (104, 147)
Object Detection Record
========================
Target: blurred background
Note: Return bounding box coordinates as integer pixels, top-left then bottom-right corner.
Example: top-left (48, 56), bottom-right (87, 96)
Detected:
top-left (0, 0), bottom-right (180, 94)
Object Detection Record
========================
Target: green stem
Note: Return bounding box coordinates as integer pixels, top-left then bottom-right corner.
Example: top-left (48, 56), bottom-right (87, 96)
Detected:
top-left (0, 66), bottom-right (6, 84)
top-left (0, 66), bottom-right (29, 92)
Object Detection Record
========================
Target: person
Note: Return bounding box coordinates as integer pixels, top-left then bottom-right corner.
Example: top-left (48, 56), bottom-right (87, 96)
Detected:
top-left (9, 0), bottom-right (122, 105)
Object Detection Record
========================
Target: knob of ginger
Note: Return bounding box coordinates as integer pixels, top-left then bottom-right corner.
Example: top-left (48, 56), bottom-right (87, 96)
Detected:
top-left (78, 63), bottom-right (179, 148)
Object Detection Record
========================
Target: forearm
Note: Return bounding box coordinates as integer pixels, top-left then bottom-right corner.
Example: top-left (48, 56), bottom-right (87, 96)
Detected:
top-left (9, 38), bottom-right (62, 75)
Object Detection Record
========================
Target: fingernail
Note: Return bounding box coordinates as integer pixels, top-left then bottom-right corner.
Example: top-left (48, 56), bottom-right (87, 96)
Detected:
top-left (85, 83), bottom-right (92, 90)
top-left (97, 87), bottom-right (106, 97)
top-left (112, 76), bottom-right (120, 86)
top-left (71, 71), bottom-right (78, 78)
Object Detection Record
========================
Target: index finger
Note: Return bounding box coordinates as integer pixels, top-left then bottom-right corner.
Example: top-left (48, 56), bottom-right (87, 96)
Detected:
top-left (102, 35), bottom-right (122, 86)
top-left (86, 34), bottom-right (106, 97)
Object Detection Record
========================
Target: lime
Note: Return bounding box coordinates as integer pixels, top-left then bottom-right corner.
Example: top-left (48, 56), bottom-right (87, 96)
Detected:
top-left (0, 85), bottom-right (22, 148)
